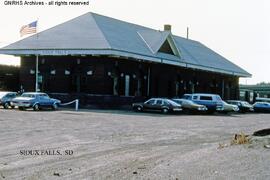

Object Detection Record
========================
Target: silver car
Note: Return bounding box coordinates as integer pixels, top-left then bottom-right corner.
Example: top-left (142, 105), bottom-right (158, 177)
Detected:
top-left (217, 101), bottom-right (239, 113)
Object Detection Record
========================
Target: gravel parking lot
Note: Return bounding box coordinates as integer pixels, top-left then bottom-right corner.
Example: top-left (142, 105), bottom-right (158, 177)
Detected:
top-left (0, 109), bottom-right (270, 180)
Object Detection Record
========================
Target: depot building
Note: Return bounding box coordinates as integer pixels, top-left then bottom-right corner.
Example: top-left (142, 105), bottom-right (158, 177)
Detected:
top-left (0, 12), bottom-right (251, 107)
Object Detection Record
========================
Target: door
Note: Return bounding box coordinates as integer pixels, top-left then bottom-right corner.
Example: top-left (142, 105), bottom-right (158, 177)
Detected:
top-left (125, 75), bottom-right (130, 96)
top-left (143, 99), bottom-right (156, 111)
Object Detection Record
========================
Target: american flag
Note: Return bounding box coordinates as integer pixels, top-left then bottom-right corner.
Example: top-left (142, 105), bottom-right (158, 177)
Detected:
top-left (20, 20), bottom-right (38, 37)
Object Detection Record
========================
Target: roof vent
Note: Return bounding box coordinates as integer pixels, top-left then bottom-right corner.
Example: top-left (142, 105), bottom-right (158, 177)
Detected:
top-left (164, 24), bottom-right (171, 31)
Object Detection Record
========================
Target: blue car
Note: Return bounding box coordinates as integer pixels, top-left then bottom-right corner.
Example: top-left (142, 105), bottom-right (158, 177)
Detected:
top-left (0, 91), bottom-right (17, 109)
top-left (11, 92), bottom-right (61, 111)
top-left (253, 102), bottom-right (270, 113)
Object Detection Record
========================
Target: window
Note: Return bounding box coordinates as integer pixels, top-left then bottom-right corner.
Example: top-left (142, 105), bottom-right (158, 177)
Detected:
top-left (200, 96), bottom-right (213, 101)
top-left (193, 96), bottom-right (198, 100)
top-left (145, 99), bottom-right (155, 105)
top-left (182, 95), bottom-right (191, 100)
top-left (158, 39), bottom-right (174, 55)
top-left (6, 93), bottom-right (16, 98)
top-left (156, 100), bottom-right (163, 105)
top-left (39, 94), bottom-right (49, 99)
top-left (163, 100), bottom-right (170, 106)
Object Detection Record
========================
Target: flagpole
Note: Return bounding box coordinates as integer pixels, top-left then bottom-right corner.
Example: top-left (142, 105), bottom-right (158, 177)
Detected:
top-left (35, 19), bottom-right (39, 92)
top-left (35, 55), bottom-right (39, 92)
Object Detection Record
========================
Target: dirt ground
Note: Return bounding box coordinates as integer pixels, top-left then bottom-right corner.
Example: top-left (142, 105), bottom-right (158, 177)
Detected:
top-left (0, 109), bottom-right (270, 180)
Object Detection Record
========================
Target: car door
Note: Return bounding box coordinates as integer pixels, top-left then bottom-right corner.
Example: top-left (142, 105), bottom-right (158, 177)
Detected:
top-left (198, 96), bottom-right (213, 108)
top-left (154, 100), bottom-right (164, 111)
top-left (38, 95), bottom-right (49, 107)
top-left (264, 103), bottom-right (270, 112)
top-left (143, 99), bottom-right (156, 111)
top-left (7, 93), bottom-right (17, 103)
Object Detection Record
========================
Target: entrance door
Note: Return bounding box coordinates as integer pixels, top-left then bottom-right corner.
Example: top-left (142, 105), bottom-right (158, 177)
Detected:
top-left (75, 75), bottom-right (80, 93)
top-left (125, 75), bottom-right (130, 96)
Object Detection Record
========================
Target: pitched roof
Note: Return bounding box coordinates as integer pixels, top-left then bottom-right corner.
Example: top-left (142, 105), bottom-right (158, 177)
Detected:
top-left (0, 12), bottom-right (251, 77)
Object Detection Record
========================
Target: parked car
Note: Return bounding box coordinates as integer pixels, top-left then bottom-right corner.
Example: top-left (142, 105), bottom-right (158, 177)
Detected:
top-left (11, 92), bottom-right (61, 111)
top-left (253, 102), bottom-right (270, 113)
top-left (182, 93), bottom-right (223, 112)
top-left (132, 98), bottom-right (182, 114)
top-left (226, 100), bottom-right (254, 113)
top-left (172, 98), bottom-right (208, 113)
top-left (216, 101), bottom-right (239, 113)
top-left (0, 91), bottom-right (17, 109)
top-left (255, 97), bottom-right (270, 103)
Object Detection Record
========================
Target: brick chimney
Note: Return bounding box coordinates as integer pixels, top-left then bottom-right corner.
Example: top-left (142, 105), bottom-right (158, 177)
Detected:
top-left (164, 24), bottom-right (172, 31)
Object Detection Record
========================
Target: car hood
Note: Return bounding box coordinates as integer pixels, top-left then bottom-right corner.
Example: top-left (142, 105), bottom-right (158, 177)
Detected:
top-left (50, 98), bottom-right (60, 102)
top-left (243, 104), bottom-right (253, 108)
top-left (132, 102), bottom-right (144, 106)
top-left (12, 97), bottom-right (35, 102)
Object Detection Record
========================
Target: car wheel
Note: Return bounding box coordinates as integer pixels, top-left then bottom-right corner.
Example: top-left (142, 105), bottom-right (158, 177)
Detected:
top-left (18, 107), bottom-right (25, 111)
top-left (52, 103), bottom-right (58, 110)
top-left (33, 104), bottom-right (40, 111)
top-left (162, 108), bottom-right (169, 114)
top-left (136, 106), bottom-right (142, 112)
top-left (3, 103), bottom-right (9, 109)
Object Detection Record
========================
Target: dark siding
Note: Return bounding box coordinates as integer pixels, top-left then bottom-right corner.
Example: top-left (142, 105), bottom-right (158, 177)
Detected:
top-left (19, 55), bottom-right (240, 105)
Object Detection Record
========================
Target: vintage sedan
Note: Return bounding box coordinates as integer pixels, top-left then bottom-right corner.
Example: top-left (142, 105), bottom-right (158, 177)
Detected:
top-left (172, 98), bottom-right (208, 113)
top-left (217, 101), bottom-right (239, 113)
top-left (132, 98), bottom-right (182, 114)
top-left (11, 92), bottom-right (61, 111)
top-left (253, 102), bottom-right (270, 113)
top-left (227, 100), bottom-right (254, 113)
top-left (0, 91), bottom-right (17, 109)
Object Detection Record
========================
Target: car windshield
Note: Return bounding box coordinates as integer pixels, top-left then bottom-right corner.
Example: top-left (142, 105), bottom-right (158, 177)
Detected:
top-left (166, 99), bottom-right (180, 106)
top-left (39, 94), bottom-right (50, 98)
top-left (0, 92), bottom-right (7, 98)
top-left (216, 96), bottom-right (222, 101)
top-left (172, 99), bottom-right (181, 103)
top-left (185, 99), bottom-right (195, 104)
top-left (21, 93), bottom-right (36, 98)
top-left (222, 101), bottom-right (229, 105)
top-left (182, 95), bottom-right (191, 100)
top-left (242, 101), bottom-right (250, 106)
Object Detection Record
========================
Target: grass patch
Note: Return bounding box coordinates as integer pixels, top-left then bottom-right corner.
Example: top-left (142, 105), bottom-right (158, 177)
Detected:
top-left (231, 133), bottom-right (250, 145)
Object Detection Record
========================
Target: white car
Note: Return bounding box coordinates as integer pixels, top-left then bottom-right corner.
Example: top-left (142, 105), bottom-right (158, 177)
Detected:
top-left (217, 101), bottom-right (239, 113)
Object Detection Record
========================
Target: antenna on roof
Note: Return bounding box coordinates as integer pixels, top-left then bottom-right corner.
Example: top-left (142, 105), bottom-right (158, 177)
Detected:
top-left (186, 27), bottom-right (189, 39)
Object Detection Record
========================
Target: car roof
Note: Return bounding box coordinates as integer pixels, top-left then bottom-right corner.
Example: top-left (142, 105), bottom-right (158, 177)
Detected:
top-left (173, 98), bottom-right (186, 101)
top-left (149, 98), bottom-right (169, 101)
top-left (0, 91), bottom-right (14, 94)
top-left (22, 92), bottom-right (47, 95)
top-left (191, 93), bottom-right (220, 96)
top-left (255, 101), bottom-right (270, 104)
top-left (173, 98), bottom-right (193, 102)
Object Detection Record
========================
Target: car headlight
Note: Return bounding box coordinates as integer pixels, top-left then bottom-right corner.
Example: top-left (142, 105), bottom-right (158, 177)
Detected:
top-left (198, 107), bottom-right (205, 111)
top-left (216, 106), bottom-right (224, 111)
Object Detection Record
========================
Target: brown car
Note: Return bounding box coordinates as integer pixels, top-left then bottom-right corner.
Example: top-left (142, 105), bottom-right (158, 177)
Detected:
top-left (132, 98), bottom-right (182, 114)
top-left (172, 98), bottom-right (208, 113)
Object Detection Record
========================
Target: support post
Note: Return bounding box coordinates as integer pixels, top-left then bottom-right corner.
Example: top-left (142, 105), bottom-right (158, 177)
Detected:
top-left (75, 99), bottom-right (79, 111)
top-left (35, 55), bottom-right (39, 92)
top-left (222, 79), bottom-right (225, 99)
top-left (147, 66), bottom-right (151, 97)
